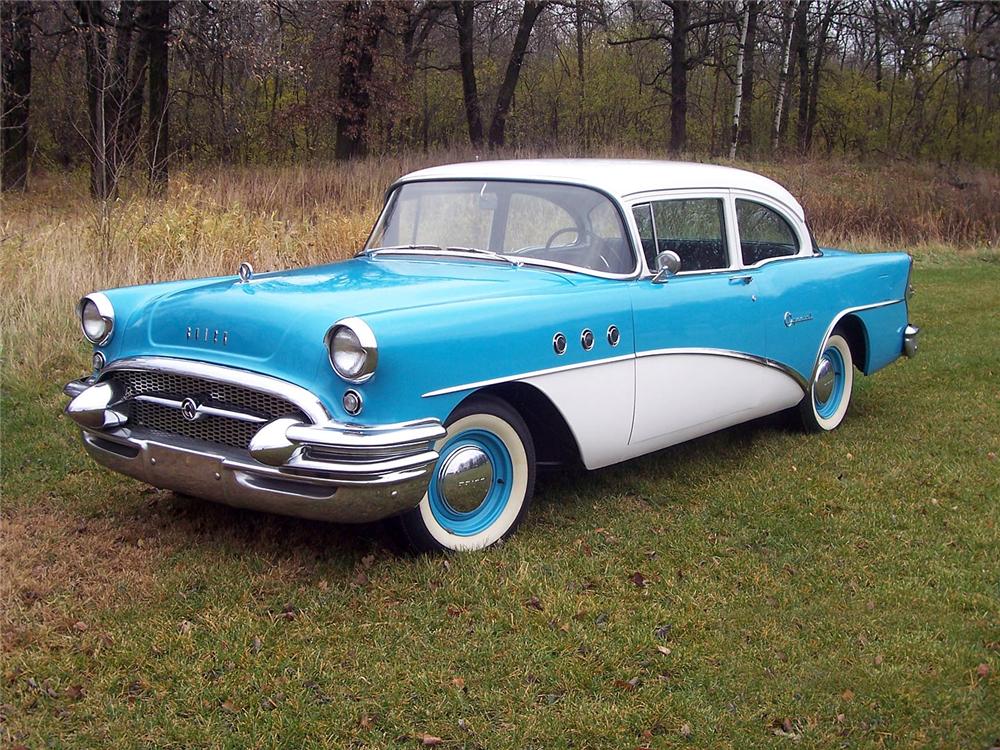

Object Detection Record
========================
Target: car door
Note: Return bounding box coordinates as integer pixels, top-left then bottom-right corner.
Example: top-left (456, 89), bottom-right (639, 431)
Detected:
top-left (627, 192), bottom-right (773, 452)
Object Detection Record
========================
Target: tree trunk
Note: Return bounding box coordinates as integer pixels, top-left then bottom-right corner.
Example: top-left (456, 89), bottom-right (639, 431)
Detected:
top-left (668, 0), bottom-right (688, 154)
top-left (772, 0), bottom-right (796, 151)
top-left (487, 0), bottom-right (546, 149)
top-left (454, 1), bottom-right (483, 147)
top-left (334, 1), bottom-right (385, 160)
top-left (77, 0), bottom-right (112, 199)
top-left (794, 0), bottom-right (810, 153)
top-left (147, 0), bottom-right (168, 194)
top-left (737, 0), bottom-right (759, 149)
top-left (729, 1), bottom-right (750, 159)
top-left (1, 0), bottom-right (31, 191)
top-left (805, 4), bottom-right (834, 152)
top-left (576, 0), bottom-right (587, 150)
top-left (120, 1), bottom-right (149, 169)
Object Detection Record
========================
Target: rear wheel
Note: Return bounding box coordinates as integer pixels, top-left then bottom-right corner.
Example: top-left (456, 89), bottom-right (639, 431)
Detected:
top-left (395, 395), bottom-right (535, 552)
top-left (799, 331), bottom-right (854, 432)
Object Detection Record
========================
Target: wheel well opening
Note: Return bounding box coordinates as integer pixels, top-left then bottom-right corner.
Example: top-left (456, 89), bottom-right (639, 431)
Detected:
top-left (471, 382), bottom-right (582, 468)
top-left (835, 314), bottom-right (869, 373)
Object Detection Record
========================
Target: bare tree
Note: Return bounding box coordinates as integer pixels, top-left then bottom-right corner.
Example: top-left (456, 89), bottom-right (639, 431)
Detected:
top-left (1, 0), bottom-right (32, 191)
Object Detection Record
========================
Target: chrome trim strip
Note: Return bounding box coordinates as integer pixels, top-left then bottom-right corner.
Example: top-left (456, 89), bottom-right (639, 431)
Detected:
top-left (285, 418), bottom-right (446, 451)
top-left (101, 356), bottom-right (331, 423)
top-left (131, 394), bottom-right (268, 424)
top-left (634, 347), bottom-right (809, 391)
top-left (421, 353), bottom-right (636, 398)
top-left (422, 345), bottom-right (811, 399)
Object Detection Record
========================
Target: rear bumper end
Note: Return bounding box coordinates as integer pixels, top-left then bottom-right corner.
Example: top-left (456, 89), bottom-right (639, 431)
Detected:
top-left (903, 324), bottom-right (920, 358)
top-left (64, 375), bottom-right (446, 523)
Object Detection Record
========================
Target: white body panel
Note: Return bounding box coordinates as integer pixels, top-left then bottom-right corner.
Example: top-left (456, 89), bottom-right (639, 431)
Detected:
top-left (629, 353), bottom-right (804, 452)
top-left (524, 360), bottom-right (636, 469)
top-left (520, 353), bottom-right (803, 470)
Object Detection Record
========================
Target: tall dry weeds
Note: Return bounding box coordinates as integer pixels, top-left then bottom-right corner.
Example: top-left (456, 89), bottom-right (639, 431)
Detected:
top-left (1, 153), bottom-right (996, 378)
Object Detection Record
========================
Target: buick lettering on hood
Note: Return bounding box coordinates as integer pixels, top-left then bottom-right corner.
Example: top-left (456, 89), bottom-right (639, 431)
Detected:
top-left (64, 160), bottom-right (920, 552)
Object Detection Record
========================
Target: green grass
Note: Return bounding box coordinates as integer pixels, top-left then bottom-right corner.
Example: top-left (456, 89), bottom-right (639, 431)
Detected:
top-left (2, 261), bottom-right (998, 749)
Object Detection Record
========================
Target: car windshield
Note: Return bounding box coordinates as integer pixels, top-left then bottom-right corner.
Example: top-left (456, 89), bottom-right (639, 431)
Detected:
top-left (366, 180), bottom-right (635, 275)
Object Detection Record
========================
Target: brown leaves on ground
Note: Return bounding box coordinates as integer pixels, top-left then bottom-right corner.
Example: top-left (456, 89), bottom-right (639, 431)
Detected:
top-left (418, 734), bottom-right (443, 746)
top-left (629, 572), bottom-right (647, 588)
top-left (524, 596), bottom-right (543, 611)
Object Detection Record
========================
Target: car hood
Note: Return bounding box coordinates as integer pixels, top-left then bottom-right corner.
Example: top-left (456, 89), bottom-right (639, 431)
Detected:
top-left (117, 256), bottom-right (579, 375)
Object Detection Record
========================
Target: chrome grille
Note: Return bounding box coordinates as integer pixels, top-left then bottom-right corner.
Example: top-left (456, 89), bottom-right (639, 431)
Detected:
top-left (106, 369), bottom-right (308, 450)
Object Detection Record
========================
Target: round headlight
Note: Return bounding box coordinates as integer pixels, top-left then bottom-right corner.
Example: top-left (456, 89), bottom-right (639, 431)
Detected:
top-left (325, 318), bottom-right (378, 383)
top-left (77, 293), bottom-right (115, 345)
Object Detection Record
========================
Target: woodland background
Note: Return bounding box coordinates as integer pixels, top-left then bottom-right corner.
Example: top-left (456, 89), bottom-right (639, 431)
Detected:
top-left (2, 0), bottom-right (999, 198)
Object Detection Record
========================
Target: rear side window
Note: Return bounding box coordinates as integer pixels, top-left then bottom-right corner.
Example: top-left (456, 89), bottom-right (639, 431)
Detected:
top-left (736, 200), bottom-right (799, 265)
top-left (634, 198), bottom-right (728, 272)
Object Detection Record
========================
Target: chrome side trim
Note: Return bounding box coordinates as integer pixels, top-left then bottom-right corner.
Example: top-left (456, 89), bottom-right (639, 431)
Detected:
top-left (635, 347), bottom-right (809, 391)
top-left (102, 356), bottom-right (331, 424)
top-left (421, 353), bottom-right (636, 398)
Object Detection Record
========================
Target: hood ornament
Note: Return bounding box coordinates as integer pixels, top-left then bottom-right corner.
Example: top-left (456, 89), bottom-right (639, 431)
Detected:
top-left (237, 262), bottom-right (254, 283)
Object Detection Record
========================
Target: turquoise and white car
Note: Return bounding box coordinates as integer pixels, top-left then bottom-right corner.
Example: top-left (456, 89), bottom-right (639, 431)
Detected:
top-left (65, 160), bottom-right (920, 551)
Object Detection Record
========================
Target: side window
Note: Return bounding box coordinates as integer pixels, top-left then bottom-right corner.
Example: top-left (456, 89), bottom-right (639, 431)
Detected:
top-left (648, 198), bottom-right (729, 272)
top-left (736, 199), bottom-right (800, 265)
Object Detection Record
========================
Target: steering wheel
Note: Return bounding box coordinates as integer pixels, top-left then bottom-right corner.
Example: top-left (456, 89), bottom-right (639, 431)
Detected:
top-left (545, 226), bottom-right (588, 250)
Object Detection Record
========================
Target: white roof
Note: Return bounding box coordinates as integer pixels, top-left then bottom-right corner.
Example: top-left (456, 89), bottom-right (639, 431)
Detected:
top-left (399, 159), bottom-right (805, 220)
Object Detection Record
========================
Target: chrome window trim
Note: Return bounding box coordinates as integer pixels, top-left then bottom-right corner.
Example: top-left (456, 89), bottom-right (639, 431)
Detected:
top-left (101, 356), bottom-right (331, 424)
top-left (730, 190), bottom-right (815, 270)
top-left (627, 189), bottom-right (736, 277)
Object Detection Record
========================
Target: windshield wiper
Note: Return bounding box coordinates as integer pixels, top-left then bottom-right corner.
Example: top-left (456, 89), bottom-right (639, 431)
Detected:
top-left (446, 246), bottom-right (521, 267)
top-left (357, 244), bottom-right (443, 258)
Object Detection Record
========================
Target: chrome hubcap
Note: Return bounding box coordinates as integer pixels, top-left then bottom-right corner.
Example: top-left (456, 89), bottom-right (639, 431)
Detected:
top-left (437, 445), bottom-right (494, 513)
top-left (814, 358), bottom-right (836, 403)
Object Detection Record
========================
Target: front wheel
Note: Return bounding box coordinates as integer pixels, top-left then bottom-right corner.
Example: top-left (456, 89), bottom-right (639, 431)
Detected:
top-left (799, 331), bottom-right (854, 431)
top-left (395, 395), bottom-right (535, 552)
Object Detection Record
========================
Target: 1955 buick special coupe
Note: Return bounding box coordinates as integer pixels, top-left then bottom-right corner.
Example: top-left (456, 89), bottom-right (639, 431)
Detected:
top-left (64, 160), bottom-right (919, 551)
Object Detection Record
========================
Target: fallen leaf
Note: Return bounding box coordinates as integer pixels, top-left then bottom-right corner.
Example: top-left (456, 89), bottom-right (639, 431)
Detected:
top-left (65, 685), bottom-right (85, 700)
top-left (220, 698), bottom-right (238, 713)
top-left (977, 663), bottom-right (991, 678)
top-left (630, 572), bottom-right (647, 588)
top-left (679, 722), bottom-right (692, 738)
top-left (654, 624), bottom-right (672, 640)
top-left (72, 621), bottom-right (88, 632)
top-left (359, 714), bottom-right (374, 729)
top-left (419, 734), bottom-right (443, 746)
top-left (178, 620), bottom-right (193, 635)
top-left (613, 677), bottom-right (641, 691)
top-left (841, 689), bottom-right (854, 701)
top-left (874, 654), bottom-right (883, 666)
top-left (525, 596), bottom-right (543, 611)
top-left (317, 579), bottom-right (329, 591)
top-left (656, 645), bottom-right (672, 656)
top-left (835, 713), bottom-right (845, 723)
top-left (361, 553), bottom-right (376, 569)
top-left (451, 677), bottom-right (465, 689)
top-left (351, 570), bottom-right (369, 587)
top-left (251, 636), bottom-right (262, 654)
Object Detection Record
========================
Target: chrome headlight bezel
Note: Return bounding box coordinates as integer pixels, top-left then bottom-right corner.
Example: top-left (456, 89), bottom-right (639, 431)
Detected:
top-left (324, 317), bottom-right (378, 383)
top-left (77, 292), bottom-right (115, 345)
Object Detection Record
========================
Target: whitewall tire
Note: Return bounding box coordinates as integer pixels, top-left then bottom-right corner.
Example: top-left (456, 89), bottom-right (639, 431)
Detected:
top-left (395, 395), bottom-right (535, 552)
top-left (799, 332), bottom-right (854, 432)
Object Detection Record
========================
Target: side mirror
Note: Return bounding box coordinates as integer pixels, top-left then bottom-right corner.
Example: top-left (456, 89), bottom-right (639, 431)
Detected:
top-left (651, 250), bottom-right (681, 284)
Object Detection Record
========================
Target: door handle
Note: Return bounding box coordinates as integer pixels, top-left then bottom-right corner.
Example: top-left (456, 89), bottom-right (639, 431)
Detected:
top-left (729, 275), bottom-right (753, 285)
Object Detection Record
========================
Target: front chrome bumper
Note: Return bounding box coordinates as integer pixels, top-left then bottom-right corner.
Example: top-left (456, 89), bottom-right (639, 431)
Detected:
top-left (64, 376), bottom-right (446, 523)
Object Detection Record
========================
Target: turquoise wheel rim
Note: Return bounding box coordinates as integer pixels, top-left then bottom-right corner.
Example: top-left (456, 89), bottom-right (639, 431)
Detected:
top-left (428, 428), bottom-right (514, 536)
top-left (815, 345), bottom-right (846, 419)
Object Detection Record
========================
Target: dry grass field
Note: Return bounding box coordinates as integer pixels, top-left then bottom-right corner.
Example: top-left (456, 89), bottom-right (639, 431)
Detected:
top-left (1, 154), bottom-right (998, 748)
